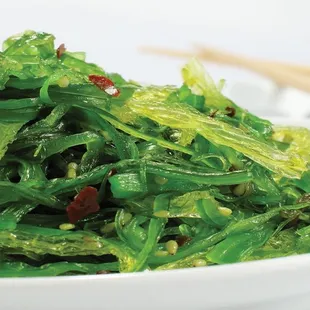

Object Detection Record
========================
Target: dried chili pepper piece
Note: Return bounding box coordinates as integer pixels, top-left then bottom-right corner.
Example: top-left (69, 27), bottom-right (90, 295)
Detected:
top-left (176, 235), bottom-right (192, 247)
top-left (56, 43), bottom-right (66, 59)
top-left (89, 74), bottom-right (120, 97)
top-left (225, 106), bottom-right (236, 117)
top-left (66, 186), bottom-right (100, 224)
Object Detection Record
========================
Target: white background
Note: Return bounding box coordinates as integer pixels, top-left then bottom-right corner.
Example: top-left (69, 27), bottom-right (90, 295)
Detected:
top-left (1, 0), bottom-right (310, 116)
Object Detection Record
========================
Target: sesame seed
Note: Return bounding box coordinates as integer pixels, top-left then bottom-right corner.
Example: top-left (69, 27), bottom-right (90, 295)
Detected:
top-left (218, 207), bottom-right (232, 217)
top-left (165, 240), bottom-right (178, 255)
top-left (59, 223), bottom-right (75, 231)
top-left (57, 76), bottom-right (70, 88)
top-left (192, 259), bottom-right (207, 267)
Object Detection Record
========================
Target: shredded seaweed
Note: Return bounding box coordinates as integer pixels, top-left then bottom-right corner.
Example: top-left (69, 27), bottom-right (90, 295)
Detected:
top-left (0, 31), bottom-right (310, 277)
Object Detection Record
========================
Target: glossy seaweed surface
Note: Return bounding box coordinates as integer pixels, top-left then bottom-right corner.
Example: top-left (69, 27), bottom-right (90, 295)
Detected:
top-left (0, 31), bottom-right (310, 277)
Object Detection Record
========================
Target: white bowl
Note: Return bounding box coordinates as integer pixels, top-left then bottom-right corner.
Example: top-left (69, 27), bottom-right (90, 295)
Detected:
top-left (1, 117), bottom-right (310, 310)
top-left (2, 254), bottom-right (310, 310)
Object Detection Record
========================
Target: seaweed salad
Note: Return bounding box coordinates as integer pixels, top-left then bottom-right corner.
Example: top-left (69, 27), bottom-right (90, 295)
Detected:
top-left (0, 30), bottom-right (310, 277)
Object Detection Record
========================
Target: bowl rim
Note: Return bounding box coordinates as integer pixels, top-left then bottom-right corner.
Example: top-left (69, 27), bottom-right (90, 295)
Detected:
top-left (1, 253), bottom-right (310, 284)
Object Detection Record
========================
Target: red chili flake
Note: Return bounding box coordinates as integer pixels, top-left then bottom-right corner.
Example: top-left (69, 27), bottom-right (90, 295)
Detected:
top-left (56, 44), bottom-right (66, 59)
top-left (66, 186), bottom-right (100, 224)
top-left (176, 235), bottom-right (192, 247)
top-left (225, 106), bottom-right (236, 117)
top-left (89, 74), bottom-right (120, 97)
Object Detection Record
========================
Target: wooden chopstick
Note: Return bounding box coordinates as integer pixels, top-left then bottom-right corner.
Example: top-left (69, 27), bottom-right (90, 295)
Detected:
top-left (193, 45), bottom-right (310, 76)
top-left (140, 46), bottom-right (310, 93)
